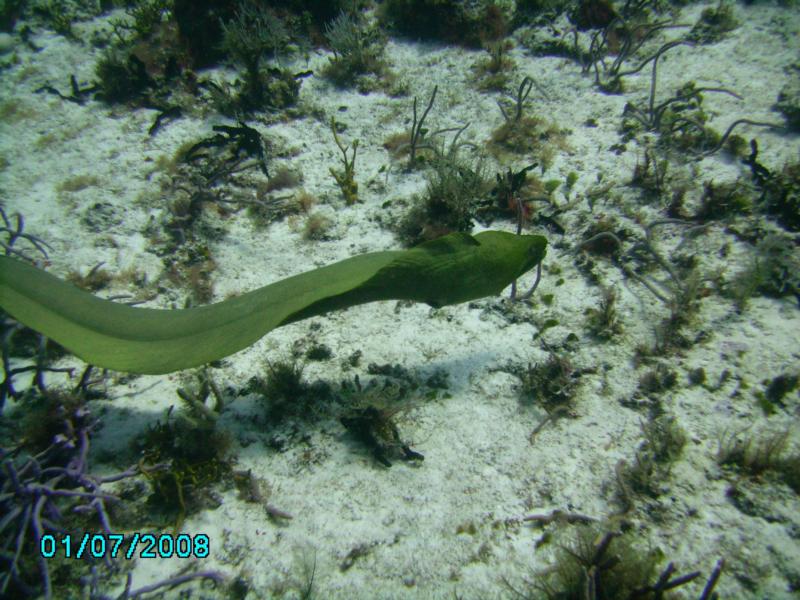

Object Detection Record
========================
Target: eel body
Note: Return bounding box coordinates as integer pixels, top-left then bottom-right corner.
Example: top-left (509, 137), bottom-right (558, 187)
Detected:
top-left (0, 231), bottom-right (546, 374)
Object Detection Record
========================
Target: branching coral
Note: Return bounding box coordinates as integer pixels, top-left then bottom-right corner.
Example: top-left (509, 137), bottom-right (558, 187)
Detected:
top-left (582, 19), bottom-right (689, 93)
top-left (405, 85), bottom-right (438, 169)
top-left (0, 205), bottom-right (52, 261)
top-left (490, 77), bottom-right (566, 166)
top-left (578, 219), bottom-right (709, 356)
top-left (0, 401), bottom-right (137, 598)
top-left (329, 117), bottom-right (359, 204)
top-left (619, 49), bottom-right (784, 155)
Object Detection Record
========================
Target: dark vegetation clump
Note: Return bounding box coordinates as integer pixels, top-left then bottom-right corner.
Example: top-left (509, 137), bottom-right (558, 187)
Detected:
top-left (217, 1), bottom-right (304, 114)
top-left (518, 353), bottom-right (580, 414)
top-left (775, 68), bottom-right (800, 131)
top-left (120, 0), bottom-right (174, 39)
top-left (220, 3), bottom-right (288, 68)
top-left (471, 40), bottom-right (516, 92)
top-left (151, 122), bottom-right (274, 303)
top-left (479, 163), bottom-right (543, 228)
top-left (637, 265), bottom-right (705, 360)
top-left (618, 415), bottom-right (687, 500)
top-left (764, 372), bottom-right (799, 405)
top-left (175, 123), bottom-right (270, 196)
top-left (753, 371), bottom-right (800, 415)
top-left (506, 527), bottom-right (715, 600)
top-left (628, 147), bottom-right (669, 202)
top-left (741, 141), bottom-right (800, 231)
top-left (718, 428), bottom-right (800, 493)
top-left (137, 415), bottom-right (232, 523)
top-left (693, 180), bottom-right (753, 221)
top-left (209, 67), bottom-right (303, 117)
top-left (719, 429), bottom-right (786, 475)
top-left (728, 232), bottom-right (800, 310)
top-left (638, 363), bottom-right (678, 397)
top-left (516, 21), bottom-right (578, 60)
top-left (378, 0), bottom-right (510, 47)
top-left (585, 286), bottom-right (623, 340)
top-left (171, 0), bottom-right (238, 68)
top-left (135, 379), bottom-right (233, 529)
top-left (246, 360), bottom-right (334, 423)
top-left (261, 0), bottom-right (359, 29)
top-left (687, 1), bottom-right (739, 44)
top-left (323, 10), bottom-right (387, 88)
top-left (571, 0), bottom-right (618, 30)
top-left (340, 405), bottom-right (424, 467)
top-left (172, 0), bottom-right (356, 69)
top-left (0, 0), bottom-right (24, 32)
top-left (397, 146), bottom-right (490, 245)
top-left (15, 388), bottom-right (93, 452)
top-left (94, 0), bottom-right (310, 112)
top-left (335, 372), bottom-right (434, 466)
top-left (657, 87), bottom-right (719, 153)
top-left (366, 362), bottom-right (414, 381)
top-left (306, 343), bottom-right (333, 361)
top-left (758, 161), bottom-right (800, 232)
top-left (641, 415), bottom-right (687, 464)
top-left (95, 47), bottom-right (157, 104)
top-left (688, 367), bottom-right (706, 386)
top-left (95, 1), bottom-right (193, 105)
top-left (30, 0), bottom-right (80, 39)
top-left (489, 77), bottom-right (568, 167)
top-left (620, 71), bottom-right (760, 156)
top-left (514, 0), bottom-right (572, 24)
top-left (253, 360), bottom-right (307, 409)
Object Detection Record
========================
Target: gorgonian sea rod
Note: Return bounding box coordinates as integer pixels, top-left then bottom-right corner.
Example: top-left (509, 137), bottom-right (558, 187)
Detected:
top-left (0, 231), bottom-right (546, 374)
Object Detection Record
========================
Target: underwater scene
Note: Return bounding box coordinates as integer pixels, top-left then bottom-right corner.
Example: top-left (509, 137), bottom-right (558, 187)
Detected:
top-left (0, 0), bottom-right (799, 598)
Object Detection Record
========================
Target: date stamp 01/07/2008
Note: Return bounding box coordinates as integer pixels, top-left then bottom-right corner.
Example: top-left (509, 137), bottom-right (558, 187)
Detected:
top-left (39, 532), bottom-right (210, 560)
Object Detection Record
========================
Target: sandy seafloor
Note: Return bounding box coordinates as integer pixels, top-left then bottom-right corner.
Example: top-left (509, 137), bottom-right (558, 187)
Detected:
top-left (1, 2), bottom-right (799, 599)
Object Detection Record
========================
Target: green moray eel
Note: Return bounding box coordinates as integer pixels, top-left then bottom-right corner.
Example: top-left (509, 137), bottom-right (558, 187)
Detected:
top-left (0, 231), bottom-right (546, 374)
